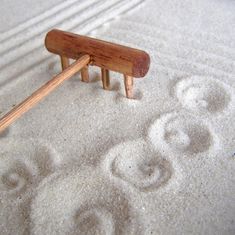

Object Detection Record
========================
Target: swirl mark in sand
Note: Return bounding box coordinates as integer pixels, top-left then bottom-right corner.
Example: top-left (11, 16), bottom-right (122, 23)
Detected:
top-left (148, 112), bottom-right (216, 156)
top-left (0, 138), bottom-right (61, 198)
top-left (30, 167), bottom-right (140, 235)
top-left (1, 160), bottom-right (38, 195)
top-left (174, 76), bottom-right (233, 115)
top-left (101, 139), bottom-right (179, 192)
top-left (75, 206), bottom-right (115, 235)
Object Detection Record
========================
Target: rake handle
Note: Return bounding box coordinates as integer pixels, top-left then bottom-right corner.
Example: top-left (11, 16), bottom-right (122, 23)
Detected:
top-left (0, 54), bottom-right (90, 133)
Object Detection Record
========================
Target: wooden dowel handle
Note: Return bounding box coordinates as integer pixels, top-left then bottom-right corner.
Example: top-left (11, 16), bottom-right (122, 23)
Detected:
top-left (0, 54), bottom-right (90, 133)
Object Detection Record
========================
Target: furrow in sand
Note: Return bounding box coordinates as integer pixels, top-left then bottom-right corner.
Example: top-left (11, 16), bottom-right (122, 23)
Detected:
top-left (100, 33), bottom-right (235, 79)
top-left (0, 0), bottom-right (82, 42)
top-left (0, 0), bottom-right (122, 69)
top-left (72, 0), bottom-right (145, 36)
top-left (105, 28), bottom-right (235, 75)
top-left (0, 0), bottom-right (98, 54)
top-left (0, 0), bottom-right (104, 59)
top-left (110, 20), bottom-right (235, 63)
top-left (97, 34), bottom-right (235, 87)
top-left (1, 0), bottom-right (144, 69)
top-left (123, 18), bottom-right (235, 49)
top-left (0, 0), bottom-right (143, 91)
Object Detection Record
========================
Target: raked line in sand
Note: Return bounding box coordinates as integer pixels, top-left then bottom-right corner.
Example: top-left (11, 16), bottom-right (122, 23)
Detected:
top-left (0, 0), bottom-right (145, 91)
top-left (99, 33), bottom-right (235, 79)
top-left (113, 20), bottom-right (235, 61)
top-left (0, 0), bottom-right (136, 67)
top-left (0, 0), bottom-right (103, 56)
top-left (0, 0), bottom-right (79, 41)
top-left (108, 26), bottom-right (235, 74)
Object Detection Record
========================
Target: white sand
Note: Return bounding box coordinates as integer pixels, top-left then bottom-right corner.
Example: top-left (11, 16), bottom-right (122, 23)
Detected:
top-left (0, 0), bottom-right (235, 234)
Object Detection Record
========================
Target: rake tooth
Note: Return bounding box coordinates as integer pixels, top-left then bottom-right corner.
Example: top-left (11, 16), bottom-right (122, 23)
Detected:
top-left (81, 65), bottom-right (89, 83)
top-left (60, 55), bottom-right (69, 70)
top-left (124, 74), bottom-right (133, 99)
top-left (101, 68), bottom-right (110, 90)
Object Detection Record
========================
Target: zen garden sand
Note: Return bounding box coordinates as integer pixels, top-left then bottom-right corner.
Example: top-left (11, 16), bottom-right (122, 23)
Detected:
top-left (0, 0), bottom-right (235, 234)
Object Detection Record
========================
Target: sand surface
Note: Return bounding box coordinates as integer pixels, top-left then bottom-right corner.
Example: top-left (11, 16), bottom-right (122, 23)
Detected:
top-left (0, 0), bottom-right (235, 234)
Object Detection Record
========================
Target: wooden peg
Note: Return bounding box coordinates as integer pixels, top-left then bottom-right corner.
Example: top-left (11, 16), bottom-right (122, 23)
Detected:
top-left (101, 68), bottom-right (110, 90)
top-left (81, 65), bottom-right (89, 82)
top-left (124, 74), bottom-right (133, 99)
top-left (0, 55), bottom-right (90, 133)
top-left (60, 55), bottom-right (69, 70)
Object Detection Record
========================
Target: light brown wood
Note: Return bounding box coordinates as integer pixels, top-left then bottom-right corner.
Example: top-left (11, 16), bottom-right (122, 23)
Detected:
top-left (60, 55), bottom-right (69, 70)
top-left (0, 55), bottom-right (90, 133)
top-left (45, 29), bottom-right (150, 78)
top-left (101, 68), bottom-right (110, 90)
top-left (124, 74), bottom-right (133, 99)
top-left (81, 65), bottom-right (89, 82)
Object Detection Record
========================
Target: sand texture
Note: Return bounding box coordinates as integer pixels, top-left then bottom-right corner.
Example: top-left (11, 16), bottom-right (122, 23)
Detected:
top-left (0, 0), bottom-right (235, 234)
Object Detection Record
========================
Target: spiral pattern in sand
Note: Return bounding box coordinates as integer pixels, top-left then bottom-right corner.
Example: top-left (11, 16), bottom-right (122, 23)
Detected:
top-left (30, 167), bottom-right (140, 235)
top-left (174, 76), bottom-right (233, 115)
top-left (148, 112), bottom-right (216, 156)
top-left (101, 139), bottom-right (179, 192)
top-left (0, 138), bottom-right (61, 198)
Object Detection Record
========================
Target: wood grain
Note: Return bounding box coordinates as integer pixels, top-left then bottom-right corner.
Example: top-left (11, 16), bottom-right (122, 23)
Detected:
top-left (0, 55), bottom-right (90, 133)
top-left (45, 29), bottom-right (150, 78)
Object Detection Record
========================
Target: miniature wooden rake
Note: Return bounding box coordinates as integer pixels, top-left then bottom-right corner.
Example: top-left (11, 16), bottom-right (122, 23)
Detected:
top-left (0, 29), bottom-right (150, 132)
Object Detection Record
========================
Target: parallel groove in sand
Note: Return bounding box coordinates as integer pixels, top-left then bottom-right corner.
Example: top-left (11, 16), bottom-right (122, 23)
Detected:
top-left (105, 29), bottom-right (235, 76)
top-left (121, 20), bottom-right (235, 57)
top-left (0, 0), bottom-right (144, 91)
top-left (0, 0), bottom-right (145, 61)
top-left (124, 18), bottom-right (235, 49)
top-left (0, 0), bottom-right (81, 41)
top-left (0, 0), bottom-right (142, 68)
top-left (111, 21), bottom-right (235, 64)
top-left (0, 0), bottom-right (97, 54)
top-left (100, 35), bottom-right (235, 80)
top-left (3, 0), bottom-right (233, 96)
top-left (0, 0), bottom-right (110, 65)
